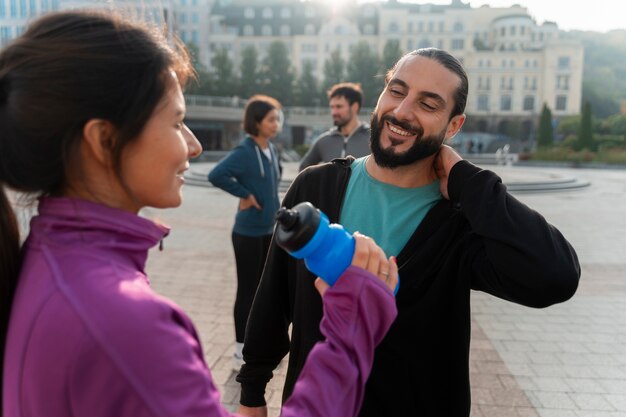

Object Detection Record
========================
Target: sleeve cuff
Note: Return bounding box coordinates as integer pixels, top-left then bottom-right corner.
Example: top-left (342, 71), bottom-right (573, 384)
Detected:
top-left (239, 382), bottom-right (267, 407)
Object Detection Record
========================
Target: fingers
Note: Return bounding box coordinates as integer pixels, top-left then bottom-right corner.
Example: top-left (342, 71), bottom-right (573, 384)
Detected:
top-left (314, 277), bottom-right (329, 296)
top-left (351, 232), bottom-right (398, 293)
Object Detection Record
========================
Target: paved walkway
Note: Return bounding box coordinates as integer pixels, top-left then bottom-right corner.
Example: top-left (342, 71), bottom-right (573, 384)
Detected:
top-left (142, 162), bottom-right (626, 417)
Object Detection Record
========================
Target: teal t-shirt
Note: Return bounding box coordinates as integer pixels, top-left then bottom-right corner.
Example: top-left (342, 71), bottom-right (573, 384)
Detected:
top-left (339, 157), bottom-right (442, 257)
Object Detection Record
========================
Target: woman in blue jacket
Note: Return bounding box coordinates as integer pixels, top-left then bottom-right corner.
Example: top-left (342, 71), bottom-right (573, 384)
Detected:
top-left (208, 96), bottom-right (282, 369)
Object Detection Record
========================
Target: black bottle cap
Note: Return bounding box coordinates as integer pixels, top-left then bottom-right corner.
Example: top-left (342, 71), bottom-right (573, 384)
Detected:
top-left (275, 202), bottom-right (321, 253)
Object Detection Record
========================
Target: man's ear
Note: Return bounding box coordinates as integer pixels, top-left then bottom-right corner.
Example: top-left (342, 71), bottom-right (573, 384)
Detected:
top-left (351, 101), bottom-right (361, 114)
top-left (444, 114), bottom-right (466, 141)
top-left (82, 119), bottom-right (115, 166)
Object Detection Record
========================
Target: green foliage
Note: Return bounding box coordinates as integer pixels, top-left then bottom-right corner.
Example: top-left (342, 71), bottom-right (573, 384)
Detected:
top-left (599, 114), bottom-right (626, 135)
top-left (238, 45), bottom-right (259, 99)
top-left (573, 29), bottom-right (626, 118)
top-left (347, 41), bottom-right (382, 107)
top-left (322, 49), bottom-right (346, 96)
top-left (296, 60), bottom-right (319, 107)
top-left (556, 115), bottom-right (581, 137)
top-left (184, 42), bottom-right (213, 95)
top-left (211, 48), bottom-right (236, 97)
top-left (293, 144), bottom-right (310, 157)
top-left (381, 39), bottom-right (404, 74)
top-left (258, 41), bottom-right (295, 105)
top-left (576, 101), bottom-right (595, 151)
top-left (537, 103), bottom-right (554, 148)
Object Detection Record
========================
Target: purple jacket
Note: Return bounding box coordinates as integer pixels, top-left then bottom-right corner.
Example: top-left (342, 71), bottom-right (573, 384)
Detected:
top-left (3, 197), bottom-right (396, 417)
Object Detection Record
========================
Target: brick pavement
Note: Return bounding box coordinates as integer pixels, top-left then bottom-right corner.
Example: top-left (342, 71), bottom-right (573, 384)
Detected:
top-left (142, 163), bottom-right (626, 417)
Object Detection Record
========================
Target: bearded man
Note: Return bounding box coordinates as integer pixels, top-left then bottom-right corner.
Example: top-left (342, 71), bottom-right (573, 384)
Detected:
top-left (236, 48), bottom-right (580, 417)
top-left (299, 82), bottom-right (370, 171)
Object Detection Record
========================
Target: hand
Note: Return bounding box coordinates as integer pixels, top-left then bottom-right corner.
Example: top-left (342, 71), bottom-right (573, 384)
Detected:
top-left (237, 405), bottom-right (268, 417)
top-left (433, 144), bottom-right (463, 200)
top-left (350, 232), bottom-right (398, 293)
top-left (239, 194), bottom-right (262, 211)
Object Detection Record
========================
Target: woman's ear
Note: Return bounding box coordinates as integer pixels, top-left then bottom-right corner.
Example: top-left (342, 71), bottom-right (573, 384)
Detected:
top-left (82, 119), bottom-right (115, 166)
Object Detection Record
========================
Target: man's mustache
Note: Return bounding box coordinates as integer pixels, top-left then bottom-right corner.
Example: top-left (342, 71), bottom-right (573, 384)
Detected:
top-left (380, 115), bottom-right (423, 137)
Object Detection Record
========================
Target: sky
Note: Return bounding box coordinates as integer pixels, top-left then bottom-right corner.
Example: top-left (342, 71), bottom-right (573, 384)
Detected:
top-left (350, 0), bottom-right (626, 33)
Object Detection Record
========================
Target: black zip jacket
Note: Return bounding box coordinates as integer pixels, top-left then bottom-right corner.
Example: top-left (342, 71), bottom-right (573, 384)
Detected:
top-left (237, 158), bottom-right (580, 416)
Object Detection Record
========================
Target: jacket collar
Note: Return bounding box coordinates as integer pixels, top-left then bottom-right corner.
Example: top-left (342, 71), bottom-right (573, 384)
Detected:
top-left (29, 197), bottom-right (169, 271)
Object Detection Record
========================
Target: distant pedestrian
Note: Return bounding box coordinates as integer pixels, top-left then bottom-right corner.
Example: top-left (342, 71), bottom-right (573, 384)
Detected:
top-left (299, 82), bottom-right (370, 171)
top-left (208, 95), bottom-right (282, 371)
top-left (0, 11), bottom-right (398, 417)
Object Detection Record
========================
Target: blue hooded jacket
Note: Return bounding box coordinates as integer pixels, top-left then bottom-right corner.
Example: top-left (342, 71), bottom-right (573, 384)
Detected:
top-left (208, 136), bottom-right (281, 236)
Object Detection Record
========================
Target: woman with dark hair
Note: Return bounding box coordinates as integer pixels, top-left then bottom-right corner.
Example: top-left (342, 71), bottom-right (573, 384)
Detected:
top-left (208, 95), bottom-right (283, 370)
top-left (0, 11), bottom-right (397, 417)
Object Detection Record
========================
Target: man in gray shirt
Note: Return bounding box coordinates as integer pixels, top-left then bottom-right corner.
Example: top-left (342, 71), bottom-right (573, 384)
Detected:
top-left (299, 82), bottom-right (371, 171)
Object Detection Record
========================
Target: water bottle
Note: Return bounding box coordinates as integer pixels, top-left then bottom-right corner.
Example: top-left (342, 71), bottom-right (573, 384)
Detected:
top-left (275, 202), bottom-right (398, 295)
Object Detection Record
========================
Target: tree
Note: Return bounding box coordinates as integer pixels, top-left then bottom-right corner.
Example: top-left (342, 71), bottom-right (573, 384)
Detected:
top-left (537, 103), bottom-right (554, 148)
top-left (184, 42), bottom-right (213, 95)
top-left (381, 39), bottom-right (404, 74)
top-left (238, 45), bottom-right (260, 99)
top-left (210, 48), bottom-right (236, 97)
top-left (322, 49), bottom-right (345, 96)
top-left (258, 41), bottom-right (294, 105)
top-left (295, 60), bottom-right (319, 106)
top-left (576, 101), bottom-right (596, 151)
top-left (347, 41), bottom-right (382, 107)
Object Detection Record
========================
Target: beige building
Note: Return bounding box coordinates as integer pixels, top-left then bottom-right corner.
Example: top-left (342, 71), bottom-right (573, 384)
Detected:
top-left (205, 0), bottom-right (583, 143)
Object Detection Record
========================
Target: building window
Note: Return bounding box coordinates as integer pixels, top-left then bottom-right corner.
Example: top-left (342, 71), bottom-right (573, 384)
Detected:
top-left (388, 22), bottom-right (399, 33)
top-left (335, 25), bottom-right (347, 35)
top-left (558, 56), bottom-right (570, 69)
top-left (280, 25), bottom-right (290, 36)
top-left (556, 95), bottom-right (567, 110)
top-left (510, 26), bottom-right (516, 36)
top-left (244, 7), bottom-right (254, 19)
top-left (500, 27), bottom-right (505, 36)
top-left (261, 25), bottom-right (272, 36)
top-left (363, 24), bottom-right (374, 35)
top-left (280, 7), bottom-right (290, 18)
top-left (451, 39), bottom-right (464, 50)
top-left (453, 22), bottom-right (463, 32)
top-left (438, 21), bottom-right (444, 32)
top-left (523, 95), bottom-right (535, 111)
top-left (408, 22), bottom-right (413, 33)
top-left (500, 95), bottom-right (512, 111)
top-left (181, 31), bottom-right (188, 42)
top-left (191, 30), bottom-right (198, 44)
top-left (305, 24), bottom-right (315, 35)
top-left (477, 95), bottom-right (489, 111)
top-left (418, 21), bottom-right (423, 32)
top-left (428, 21), bottom-right (434, 32)
top-left (418, 38), bottom-right (432, 48)
top-left (192, 13), bottom-right (199, 24)
top-left (179, 12), bottom-right (186, 24)
top-left (0, 0), bottom-right (5, 17)
top-left (243, 25), bottom-right (254, 36)
top-left (262, 7), bottom-right (273, 18)
top-left (557, 75), bottom-right (570, 90)
top-left (0, 26), bottom-right (11, 44)
top-left (305, 6), bottom-right (315, 18)
top-left (301, 43), bottom-right (317, 53)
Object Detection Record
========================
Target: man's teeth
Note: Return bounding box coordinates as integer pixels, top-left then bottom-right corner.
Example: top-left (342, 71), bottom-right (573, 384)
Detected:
top-left (388, 123), bottom-right (413, 136)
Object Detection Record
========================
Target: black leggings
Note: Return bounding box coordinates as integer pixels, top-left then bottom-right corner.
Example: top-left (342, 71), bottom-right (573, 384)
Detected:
top-left (231, 232), bottom-right (272, 343)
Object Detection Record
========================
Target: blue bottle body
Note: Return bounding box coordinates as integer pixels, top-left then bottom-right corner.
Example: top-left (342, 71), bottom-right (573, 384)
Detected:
top-left (289, 211), bottom-right (355, 286)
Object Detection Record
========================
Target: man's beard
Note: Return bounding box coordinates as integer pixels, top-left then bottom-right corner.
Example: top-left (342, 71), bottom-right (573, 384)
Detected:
top-left (369, 113), bottom-right (446, 168)
top-left (333, 110), bottom-right (353, 129)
